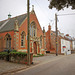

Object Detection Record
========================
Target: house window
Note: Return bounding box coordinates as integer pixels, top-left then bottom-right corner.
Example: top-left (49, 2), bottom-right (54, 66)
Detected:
top-left (62, 41), bottom-right (64, 44)
top-left (51, 33), bottom-right (53, 35)
top-left (21, 31), bottom-right (25, 47)
top-left (63, 47), bottom-right (64, 51)
top-left (74, 41), bottom-right (75, 45)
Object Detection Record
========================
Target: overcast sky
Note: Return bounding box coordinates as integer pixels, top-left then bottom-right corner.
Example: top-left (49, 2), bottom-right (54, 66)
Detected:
top-left (0, 0), bottom-right (75, 37)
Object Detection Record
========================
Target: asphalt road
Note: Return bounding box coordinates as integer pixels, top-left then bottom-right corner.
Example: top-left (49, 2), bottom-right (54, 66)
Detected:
top-left (15, 54), bottom-right (75, 75)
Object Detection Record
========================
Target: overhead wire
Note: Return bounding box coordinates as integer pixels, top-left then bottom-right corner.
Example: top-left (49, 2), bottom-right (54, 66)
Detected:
top-left (33, 0), bottom-right (54, 25)
top-left (58, 13), bottom-right (75, 16)
top-left (30, 0), bottom-right (75, 37)
top-left (57, 13), bottom-right (75, 37)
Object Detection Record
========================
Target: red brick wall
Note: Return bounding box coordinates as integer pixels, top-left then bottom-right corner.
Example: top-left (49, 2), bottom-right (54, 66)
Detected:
top-left (50, 31), bottom-right (61, 54)
top-left (0, 31), bottom-right (14, 51)
top-left (46, 25), bottom-right (55, 53)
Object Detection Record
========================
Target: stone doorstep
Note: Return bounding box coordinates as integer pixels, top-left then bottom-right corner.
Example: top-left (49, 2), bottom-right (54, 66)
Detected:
top-left (0, 66), bottom-right (30, 75)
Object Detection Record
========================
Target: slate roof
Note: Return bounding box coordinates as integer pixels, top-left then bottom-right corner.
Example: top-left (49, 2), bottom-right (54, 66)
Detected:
top-left (0, 13), bottom-right (27, 33)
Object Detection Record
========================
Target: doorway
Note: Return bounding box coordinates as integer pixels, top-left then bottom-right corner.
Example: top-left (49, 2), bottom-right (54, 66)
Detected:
top-left (33, 42), bottom-right (37, 54)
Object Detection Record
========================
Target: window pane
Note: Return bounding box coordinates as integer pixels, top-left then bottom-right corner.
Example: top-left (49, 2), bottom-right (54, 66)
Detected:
top-left (21, 40), bottom-right (23, 46)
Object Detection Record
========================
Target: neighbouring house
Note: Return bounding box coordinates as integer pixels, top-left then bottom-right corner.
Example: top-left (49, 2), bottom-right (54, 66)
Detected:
top-left (71, 38), bottom-right (75, 54)
top-left (61, 38), bottom-right (71, 55)
top-left (72, 40), bottom-right (75, 50)
top-left (46, 25), bottom-right (62, 54)
top-left (64, 34), bottom-right (73, 50)
top-left (0, 6), bottom-right (46, 54)
top-left (46, 25), bottom-right (73, 55)
top-left (72, 38), bottom-right (75, 50)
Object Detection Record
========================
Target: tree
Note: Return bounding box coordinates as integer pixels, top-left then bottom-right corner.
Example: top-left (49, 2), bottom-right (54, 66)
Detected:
top-left (48, 0), bottom-right (75, 11)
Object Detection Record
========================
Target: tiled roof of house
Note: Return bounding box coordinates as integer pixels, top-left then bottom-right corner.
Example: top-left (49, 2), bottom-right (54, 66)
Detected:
top-left (0, 13), bottom-right (27, 33)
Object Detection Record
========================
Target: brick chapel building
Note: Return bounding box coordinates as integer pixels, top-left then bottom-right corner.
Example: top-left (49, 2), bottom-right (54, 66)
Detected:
top-left (0, 6), bottom-right (46, 54)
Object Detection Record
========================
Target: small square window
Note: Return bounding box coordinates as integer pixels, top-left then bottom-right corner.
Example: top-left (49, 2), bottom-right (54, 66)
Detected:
top-left (51, 33), bottom-right (53, 35)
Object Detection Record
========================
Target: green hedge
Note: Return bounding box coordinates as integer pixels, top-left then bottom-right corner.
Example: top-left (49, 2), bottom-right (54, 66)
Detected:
top-left (0, 52), bottom-right (8, 56)
top-left (0, 52), bottom-right (27, 59)
top-left (0, 52), bottom-right (27, 56)
top-left (11, 49), bottom-right (17, 52)
top-left (0, 52), bottom-right (9, 59)
top-left (10, 52), bottom-right (27, 56)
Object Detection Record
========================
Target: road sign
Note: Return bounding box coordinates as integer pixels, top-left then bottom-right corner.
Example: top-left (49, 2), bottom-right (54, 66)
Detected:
top-left (63, 46), bottom-right (66, 48)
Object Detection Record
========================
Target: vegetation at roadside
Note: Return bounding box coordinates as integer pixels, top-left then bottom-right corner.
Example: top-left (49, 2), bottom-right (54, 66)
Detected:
top-left (11, 49), bottom-right (17, 52)
top-left (10, 52), bottom-right (27, 56)
top-left (0, 50), bottom-right (27, 59)
top-left (33, 54), bottom-right (44, 57)
top-left (0, 52), bottom-right (8, 55)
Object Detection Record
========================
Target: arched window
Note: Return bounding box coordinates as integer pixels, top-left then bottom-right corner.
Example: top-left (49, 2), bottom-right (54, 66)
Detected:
top-left (30, 25), bottom-right (31, 36)
top-left (21, 31), bottom-right (25, 47)
top-left (5, 33), bottom-right (11, 49)
top-left (30, 22), bottom-right (37, 37)
top-left (33, 25), bottom-right (36, 37)
top-left (40, 35), bottom-right (42, 48)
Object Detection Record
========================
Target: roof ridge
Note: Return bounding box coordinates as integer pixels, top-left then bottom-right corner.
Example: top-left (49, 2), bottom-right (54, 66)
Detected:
top-left (0, 13), bottom-right (27, 22)
top-left (11, 13), bottom-right (27, 19)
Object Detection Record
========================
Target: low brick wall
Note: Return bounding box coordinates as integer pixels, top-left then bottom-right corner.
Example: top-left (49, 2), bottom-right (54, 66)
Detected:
top-left (9, 53), bottom-right (33, 64)
top-left (0, 53), bottom-right (33, 64)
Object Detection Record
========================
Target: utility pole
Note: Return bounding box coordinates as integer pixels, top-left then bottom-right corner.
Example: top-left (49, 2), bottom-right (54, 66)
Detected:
top-left (27, 0), bottom-right (30, 65)
top-left (55, 13), bottom-right (58, 56)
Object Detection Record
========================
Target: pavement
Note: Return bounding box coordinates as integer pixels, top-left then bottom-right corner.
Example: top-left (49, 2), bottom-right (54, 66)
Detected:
top-left (33, 54), bottom-right (56, 64)
top-left (0, 60), bottom-right (29, 75)
top-left (0, 54), bottom-right (62, 75)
